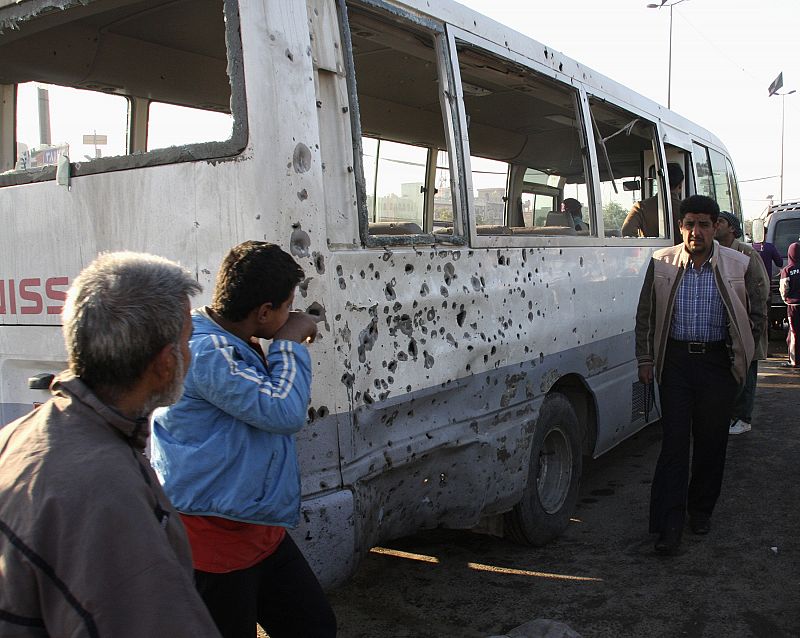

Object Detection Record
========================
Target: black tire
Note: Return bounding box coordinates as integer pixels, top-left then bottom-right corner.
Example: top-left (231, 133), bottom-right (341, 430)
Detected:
top-left (504, 392), bottom-right (583, 546)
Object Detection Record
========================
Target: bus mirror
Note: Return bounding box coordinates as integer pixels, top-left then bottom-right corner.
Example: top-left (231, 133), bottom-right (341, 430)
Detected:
top-left (623, 180), bottom-right (641, 192)
top-left (751, 218), bottom-right (765, 243)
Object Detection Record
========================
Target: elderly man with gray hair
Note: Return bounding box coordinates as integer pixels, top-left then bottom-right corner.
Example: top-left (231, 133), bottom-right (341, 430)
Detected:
top-left (0, 252), bottom-right (221, 638)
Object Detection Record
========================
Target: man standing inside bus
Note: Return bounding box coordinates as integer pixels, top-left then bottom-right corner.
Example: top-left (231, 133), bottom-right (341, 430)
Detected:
top-left (622, 162), bottom-right (684, 243)
top-left (635, 195), bottom-right (759, 555)
top-left (150, 241), bottom-right (336, 638)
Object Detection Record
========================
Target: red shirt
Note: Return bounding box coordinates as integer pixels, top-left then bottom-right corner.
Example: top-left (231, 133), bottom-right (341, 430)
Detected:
top-left (180, 514), bottom-right (285, 573)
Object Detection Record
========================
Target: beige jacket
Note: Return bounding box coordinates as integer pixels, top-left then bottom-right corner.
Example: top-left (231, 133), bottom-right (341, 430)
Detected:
top-left (0, 373), bottom-right (221, 638)
top-left (635, 241), bottom-right (757, 386)
top-left (728, 237), bottom-right (770, 360)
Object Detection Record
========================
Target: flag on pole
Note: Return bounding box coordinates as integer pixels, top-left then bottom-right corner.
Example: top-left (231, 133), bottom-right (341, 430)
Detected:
top-left (768, 72), bottom-right (784, 96)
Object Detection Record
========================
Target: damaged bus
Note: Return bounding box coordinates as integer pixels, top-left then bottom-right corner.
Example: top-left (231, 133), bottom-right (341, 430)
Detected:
top-left (0, 0), bottom-right (742, 586)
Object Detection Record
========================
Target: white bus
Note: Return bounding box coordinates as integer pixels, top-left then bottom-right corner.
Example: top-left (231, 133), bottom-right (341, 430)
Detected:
top-left (0, 0), bottom-right (742, 586)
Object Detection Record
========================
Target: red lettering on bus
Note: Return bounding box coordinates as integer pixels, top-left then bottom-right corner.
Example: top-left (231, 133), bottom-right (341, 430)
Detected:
top-left (46, 277), bottom-right (69, 315)
top-left (19, 278), bottom-right (43, 315)
top-left (0, 276), bottom-right (70, 316)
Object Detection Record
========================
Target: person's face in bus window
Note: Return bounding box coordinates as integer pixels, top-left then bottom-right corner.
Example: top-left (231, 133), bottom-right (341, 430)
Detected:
top-left (680, 213), bottom-right (717, 259)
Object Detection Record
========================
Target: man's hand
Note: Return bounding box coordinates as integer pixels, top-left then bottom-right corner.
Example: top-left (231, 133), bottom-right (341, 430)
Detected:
top-left (638, 363), bottom-right (654, 386)
top-left (273, 311), bottom-right (318, 344)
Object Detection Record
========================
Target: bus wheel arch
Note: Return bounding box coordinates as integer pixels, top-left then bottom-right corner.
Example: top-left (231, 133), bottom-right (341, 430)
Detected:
top-left (504, 380), bottom-right (595, 546)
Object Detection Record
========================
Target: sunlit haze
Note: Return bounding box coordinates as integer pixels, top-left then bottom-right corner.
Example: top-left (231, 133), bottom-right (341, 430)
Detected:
top-left (457, 0), bottom-right (800, 219)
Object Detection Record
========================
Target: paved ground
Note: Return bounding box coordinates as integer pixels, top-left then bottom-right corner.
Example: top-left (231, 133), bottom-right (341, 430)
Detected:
top-left (326, 344), bottom-right (800, 637)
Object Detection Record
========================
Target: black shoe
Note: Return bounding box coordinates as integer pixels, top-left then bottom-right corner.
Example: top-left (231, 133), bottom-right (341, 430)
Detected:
top-left (654, 527), bottom-right (681, 555)
top-left (689, 517), bottom-right (711, 535)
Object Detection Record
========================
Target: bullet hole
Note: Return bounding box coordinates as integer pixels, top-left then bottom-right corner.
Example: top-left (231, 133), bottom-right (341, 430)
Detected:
top-left (446, 333), bottom-right (457, 348)
top-left (443, 262), bottom-right (456, 286)
top-left (539, 352), bottom-right (544, 363)
top-left (420, 283), bottom-right (429, 297)
top-left (285, 48), bottom-right (294, 61)
top-left (308, 407), bottom-right (317, 421)
top-left (408, 339), bottom-right (418, 359)
top-left (471, 276), bottom-right (482, 292)
top-left (572, 288), bottom-right (576, 295)
top-left (341, 372), bottom-right (355, 388)
top-left (382, 251), bottom-right (392, 262)
top-left (423, 351), bottom-right (435, 369)
top-left (374, 272), bottom-right (380, 280)
top-left (498, 255), bottom-right (506, 266)
top-left (528, 312), bottom-right (534, 321)
top-left (580, 256), bottom-right (584, 267)
top-left (298, 277), bottom-right (312, 298)
top-left (385, 282), bottom-right (396, 301)
top-left (392, 302), bottom-right (402, 313)
top-left (292, 142), bottom-right (312, 173)
top-left (440, 286), bottom-right (449, 298)
top-left (306, 301), bottom-right (326, 328)
top-left (426, 308), bottom-right (436, 322)
top-left (491, 345), bottom-right (497, 356)
top-left (388, 360), bottom-right (398, 372)
top-left (313, 252), bottom-right (325, 274)
top-left (360, 270), bottom-right (366, 279)
top-left (397, 351), bottom-right (408, 361)
top-left (339, 278), bottom-right (346, 290)
top-left (397, 315), bottom-right (413, 337)
top-left (357, 317), bottom-right (379, 363)
top-left (405, 264), bottom-right (414, 274)
top-left (318, 406), bottom-right (329, 418)
top-left (290, 223), bottom-right (311, 258)
top-left (363, 391), bottom-right (374, 405)
top-left (335, 314), bottom-right (341, 321)
top-left (336, 265), bottom-right (343, 276)
top-left (297, 188), bottom-right (308, 201)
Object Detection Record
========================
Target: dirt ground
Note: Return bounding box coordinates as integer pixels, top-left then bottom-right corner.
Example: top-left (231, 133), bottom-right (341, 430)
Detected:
top-left (326, 343), bottom-right (800, 638)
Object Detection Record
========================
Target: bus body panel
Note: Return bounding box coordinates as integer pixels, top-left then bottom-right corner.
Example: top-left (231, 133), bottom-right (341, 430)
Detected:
top-left (0, 0), bottom-right (739, 586)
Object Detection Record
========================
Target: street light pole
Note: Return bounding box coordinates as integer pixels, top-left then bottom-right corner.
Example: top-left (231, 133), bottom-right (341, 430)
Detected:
top-left (647, 0), bottom-right (690, 109)
top-left (781, 90), bottom-right (797, 202)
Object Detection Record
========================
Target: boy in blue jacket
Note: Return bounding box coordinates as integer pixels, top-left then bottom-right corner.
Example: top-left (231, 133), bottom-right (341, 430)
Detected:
top-left (151, 241), bottom-right (335, 638)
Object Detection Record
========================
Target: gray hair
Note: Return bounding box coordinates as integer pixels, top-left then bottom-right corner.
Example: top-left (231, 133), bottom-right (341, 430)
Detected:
top-left (62, 251), bottom-right (201, 394)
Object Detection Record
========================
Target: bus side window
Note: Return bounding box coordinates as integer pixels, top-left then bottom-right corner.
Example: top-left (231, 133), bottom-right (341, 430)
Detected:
top-left (588, 98), bottom-right (664, 240)
top-left (343, 5), bottom-right (457, 241)
top-left (454, 42), bottom-right (593, 238)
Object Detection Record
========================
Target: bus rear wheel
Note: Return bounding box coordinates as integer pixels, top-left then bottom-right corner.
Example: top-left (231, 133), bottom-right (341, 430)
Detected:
top-left (504, 392), bottom-right (582, 546)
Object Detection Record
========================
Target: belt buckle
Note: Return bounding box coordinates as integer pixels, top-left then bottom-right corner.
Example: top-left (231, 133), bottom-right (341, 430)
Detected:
top-left (688, 342), bottom-right (705, 354)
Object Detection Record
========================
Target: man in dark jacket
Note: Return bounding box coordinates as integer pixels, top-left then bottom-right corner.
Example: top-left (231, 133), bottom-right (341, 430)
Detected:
top-left (779, 242), bottom-right (800, 368)
top-left (0, 252), bottom-right (221, 637)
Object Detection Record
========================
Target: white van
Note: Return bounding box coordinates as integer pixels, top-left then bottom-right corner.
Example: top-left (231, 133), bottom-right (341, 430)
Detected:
top-left (0, 0), bottom-right (743, 586)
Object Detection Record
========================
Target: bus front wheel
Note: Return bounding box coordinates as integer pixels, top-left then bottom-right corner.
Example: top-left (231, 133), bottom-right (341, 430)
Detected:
top-left (504, 392), bottom-right (582, 546)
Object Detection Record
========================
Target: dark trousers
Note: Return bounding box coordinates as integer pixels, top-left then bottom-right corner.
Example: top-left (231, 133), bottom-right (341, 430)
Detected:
top-left (649, 341), bottom-right (739, 534)
top-left (732, 360), bottom-right (758, 423)
top-left (195, 534), bottom-right (336, 638)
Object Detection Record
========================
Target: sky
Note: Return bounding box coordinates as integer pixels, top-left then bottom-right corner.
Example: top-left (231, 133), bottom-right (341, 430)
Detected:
top-left (457, 0), bottom-right (800, 219)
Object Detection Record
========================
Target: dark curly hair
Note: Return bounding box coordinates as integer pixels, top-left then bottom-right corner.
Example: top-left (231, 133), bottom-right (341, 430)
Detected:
top-left (211, 241), bottom-right (305, 322)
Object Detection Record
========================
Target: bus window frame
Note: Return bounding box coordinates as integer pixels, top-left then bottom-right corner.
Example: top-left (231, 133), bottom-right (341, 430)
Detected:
top-left (583, 92), bottom-right (674, 246)
top-left (0, 0), bottom-right (248, 189)
top-left (337, 0), bottom-right (467, 248)
top-left (447, 24), bottom-right (608, 250)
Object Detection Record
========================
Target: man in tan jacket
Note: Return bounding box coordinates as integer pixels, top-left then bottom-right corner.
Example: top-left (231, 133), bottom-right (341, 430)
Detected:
top-left (0, 253), bottom-right (221, 637)
top-left (635, 195), bottom-right (762, 556)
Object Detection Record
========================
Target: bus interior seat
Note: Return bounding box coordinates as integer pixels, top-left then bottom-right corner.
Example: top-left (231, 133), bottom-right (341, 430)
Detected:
top-left (545, 211), bottom-right (573, 227)
top-left (368, 221), bottom-right (423, 235)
